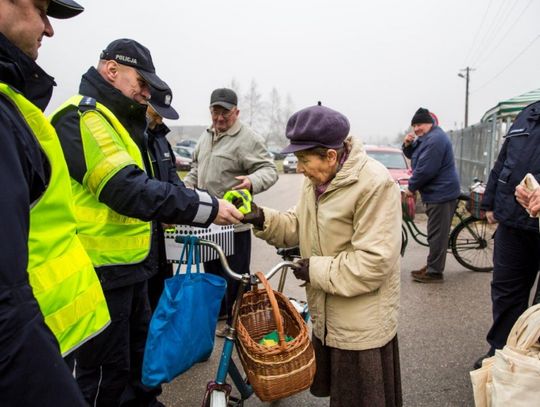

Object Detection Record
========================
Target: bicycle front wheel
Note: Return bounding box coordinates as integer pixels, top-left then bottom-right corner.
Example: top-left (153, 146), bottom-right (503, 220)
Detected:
top-left (450, 216), bottom-right (496, 272)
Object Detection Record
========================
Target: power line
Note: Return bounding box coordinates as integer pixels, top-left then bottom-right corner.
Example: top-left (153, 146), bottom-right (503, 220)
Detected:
top-left (472, 33), bottom-right (540, 93)
top-left (463, 0), bottom-right (494, 65)
top-left (468, 0), bottom-right (509, 65)
top-left (474, 0), bottom-right (533, 68)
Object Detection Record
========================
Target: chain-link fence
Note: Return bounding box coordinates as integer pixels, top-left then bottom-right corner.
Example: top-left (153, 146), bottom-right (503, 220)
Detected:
top-left (448, 118), bottom-right (509, 190)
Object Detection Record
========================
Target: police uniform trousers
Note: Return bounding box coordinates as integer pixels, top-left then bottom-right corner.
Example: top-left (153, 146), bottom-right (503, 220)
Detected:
top-left (74, 280), bottom-right (162, 407)
top-left (486, 223), bottom-right (540, 351)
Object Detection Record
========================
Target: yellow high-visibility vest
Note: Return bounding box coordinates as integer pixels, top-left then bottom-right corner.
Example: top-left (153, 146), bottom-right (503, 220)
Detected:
top-left (0, 83), bottom-right (110, 356)
top-left (50, 95), bottom-right (151, 267)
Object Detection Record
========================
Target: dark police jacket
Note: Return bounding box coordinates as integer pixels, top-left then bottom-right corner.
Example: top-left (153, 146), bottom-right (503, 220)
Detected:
top-left (481, 101), bottom-right (540, 232)
top-left (53, 68), bottom-right (218, 289)
top-left (146, 123), bottom-right (183, 275)
top-left (0, 33), bottom-right (87, 406)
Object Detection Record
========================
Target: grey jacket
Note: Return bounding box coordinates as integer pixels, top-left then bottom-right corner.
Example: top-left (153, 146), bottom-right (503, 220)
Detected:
top-left (184, 121), bottom-right (277, 230)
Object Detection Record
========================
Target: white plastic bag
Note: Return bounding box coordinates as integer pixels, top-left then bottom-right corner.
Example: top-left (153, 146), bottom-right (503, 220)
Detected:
top-left (470, 304), bottom-right (540, 407)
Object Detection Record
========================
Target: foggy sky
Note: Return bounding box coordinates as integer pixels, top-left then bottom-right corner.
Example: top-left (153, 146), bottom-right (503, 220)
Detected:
top-left (40, 0), bottom-right (540, 143)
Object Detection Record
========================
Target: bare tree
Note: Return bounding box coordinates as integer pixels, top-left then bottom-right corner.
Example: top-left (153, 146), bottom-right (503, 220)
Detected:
top-left (264, 87), bottom-right (283, 146)
top-left (228, 78), bottom-right (242, 103)
top-left (243, 79), bottom-right (264, 129)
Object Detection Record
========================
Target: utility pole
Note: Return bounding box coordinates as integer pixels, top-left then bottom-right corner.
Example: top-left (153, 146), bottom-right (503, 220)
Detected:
top-left (458, 67), bottom-right (474, 127)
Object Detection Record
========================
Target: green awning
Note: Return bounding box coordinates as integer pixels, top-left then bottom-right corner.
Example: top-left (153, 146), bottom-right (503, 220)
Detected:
top-left (481, 88), bottom-right (540, 122)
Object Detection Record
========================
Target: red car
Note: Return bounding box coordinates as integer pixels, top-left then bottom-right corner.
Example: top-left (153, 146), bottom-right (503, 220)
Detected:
top-left (364, 145), bottom-right (411, 186)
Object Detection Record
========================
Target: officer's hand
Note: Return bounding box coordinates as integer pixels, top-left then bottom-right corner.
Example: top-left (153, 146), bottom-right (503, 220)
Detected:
top-left (293, 258), bottom-right (310, 286)
top-left (232, 176), bottom-right (252, 191)
top-left (528, 189), bottom-right (540, 217)
top-left (214, 199), bottom-right (244, 225)
top-left (485, 211), bottom-right (497, 224)
top-left (515, 185), bottom-right (532, 209)
top-left (242, 201), bottom-right (265, 228)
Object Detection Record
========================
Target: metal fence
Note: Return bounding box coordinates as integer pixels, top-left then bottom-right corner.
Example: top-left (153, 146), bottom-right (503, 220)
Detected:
top-left (448, 119), bottom-right (509, 190)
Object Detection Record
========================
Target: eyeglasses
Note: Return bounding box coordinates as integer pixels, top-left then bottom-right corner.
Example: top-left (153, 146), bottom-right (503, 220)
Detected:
top-left (210, 107), bottom-right (236, 119)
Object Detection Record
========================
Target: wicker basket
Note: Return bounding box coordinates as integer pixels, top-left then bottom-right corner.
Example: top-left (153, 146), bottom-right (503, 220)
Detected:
top-left (235, 271), bottom-right (316, 402)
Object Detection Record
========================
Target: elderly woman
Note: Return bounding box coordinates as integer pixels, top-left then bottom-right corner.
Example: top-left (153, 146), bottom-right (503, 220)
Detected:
top-left (244, 104), bottom-right (403, 406)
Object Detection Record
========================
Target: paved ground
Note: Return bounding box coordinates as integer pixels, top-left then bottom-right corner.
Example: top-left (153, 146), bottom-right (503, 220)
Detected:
top-left (159, 173), bottom-right (495, 407)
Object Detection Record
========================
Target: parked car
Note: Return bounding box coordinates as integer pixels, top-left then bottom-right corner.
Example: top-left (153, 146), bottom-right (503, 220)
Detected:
top-left (282, 154), bottom-right (298, 174)
top-left (269, 150), bottom-right (287, 160)
top-left (364, 145), bottom-right (411, 185)
top-left (174, 147), bottom-right (193, 171)
top-left (176, 139), bottom-right (198, 149)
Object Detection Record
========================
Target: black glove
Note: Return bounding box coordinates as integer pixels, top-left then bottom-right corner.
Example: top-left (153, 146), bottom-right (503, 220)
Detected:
top-left (293, 258), bottom-right (310, 284)
top-left (237, 200), bottom-right (265, 228)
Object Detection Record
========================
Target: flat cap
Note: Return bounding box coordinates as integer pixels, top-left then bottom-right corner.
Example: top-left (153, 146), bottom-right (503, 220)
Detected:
top-left (282, 105), bottom-right (350, 154)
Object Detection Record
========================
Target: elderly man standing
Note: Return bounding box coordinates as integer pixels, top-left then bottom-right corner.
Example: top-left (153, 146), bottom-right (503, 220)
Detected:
top-left (184, 88), bottom-right (278, 332)
top-left (0, 1), bottom-right (109, 405)
top-left (51, 40), bottom-right (242, 406)
top-left (402, 108), bottom-right (460, 283)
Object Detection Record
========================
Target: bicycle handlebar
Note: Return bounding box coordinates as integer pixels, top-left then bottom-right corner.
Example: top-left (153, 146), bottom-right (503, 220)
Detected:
top-left (175, 235), bottom-right (297, 284)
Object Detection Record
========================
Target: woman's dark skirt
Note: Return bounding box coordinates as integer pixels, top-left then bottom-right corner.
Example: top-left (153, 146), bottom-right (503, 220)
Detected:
top-left (310, 335), bottom-right (402, 407)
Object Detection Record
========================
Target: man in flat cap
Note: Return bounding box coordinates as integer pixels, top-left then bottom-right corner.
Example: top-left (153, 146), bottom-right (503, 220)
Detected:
top-left (50, 41), bottom-right (242, 406)
top-left (402, 108), bottom-right (460, 283)
top-left (0, 1), bottom-right (103, 405)
top-left (184, 88), bottom-right (278, 334)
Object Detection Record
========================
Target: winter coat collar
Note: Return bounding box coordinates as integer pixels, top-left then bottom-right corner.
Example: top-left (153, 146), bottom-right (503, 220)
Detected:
top-left (0, 33), bottom-right (56, 111)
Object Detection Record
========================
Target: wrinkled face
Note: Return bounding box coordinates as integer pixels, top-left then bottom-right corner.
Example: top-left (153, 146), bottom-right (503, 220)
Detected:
top-left (412, 123), bottom-right (433, 137)
top-left (113, 63), bottom-right (151, 104)
top-left (0, 0), bottom-right (54, 60)
top-left (295, 149), bottom-right (338, 186)
top-left (210, 106), bottom-right (239, 133)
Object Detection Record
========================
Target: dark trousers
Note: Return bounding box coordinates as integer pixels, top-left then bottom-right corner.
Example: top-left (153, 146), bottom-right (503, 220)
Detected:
top-left (425, 200), bottom-right (457, 274)
top-left (486, 224), bottom-right (540, 351)
top-left (74, 280), bottom-right (162, 407)
top-left (147, 263), bottom-right (173, 311)
top-left (204, 230), bottom-right (251, 324)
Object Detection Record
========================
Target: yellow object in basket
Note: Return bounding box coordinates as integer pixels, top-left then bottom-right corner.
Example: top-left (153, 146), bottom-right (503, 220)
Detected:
top-left (260, 338), bottom-right (278, 347)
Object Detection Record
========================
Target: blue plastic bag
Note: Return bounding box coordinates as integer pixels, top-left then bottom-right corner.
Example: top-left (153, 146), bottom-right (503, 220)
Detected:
top-left (142, 236), bottom-right (227, 387)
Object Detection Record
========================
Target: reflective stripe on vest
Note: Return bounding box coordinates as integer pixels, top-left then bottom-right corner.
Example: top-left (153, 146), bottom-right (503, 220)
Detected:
top-left (0, 83), bottom-right (110, 356)
top-left (50, 95), bottom-right (151, 267)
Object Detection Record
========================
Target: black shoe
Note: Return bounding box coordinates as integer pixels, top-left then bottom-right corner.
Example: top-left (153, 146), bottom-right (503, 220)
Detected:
top-left (473, 351), bottom-right (494, 369)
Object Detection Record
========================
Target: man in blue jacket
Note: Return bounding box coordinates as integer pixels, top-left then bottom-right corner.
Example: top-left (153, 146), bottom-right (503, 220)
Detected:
top-left (474, 101), bottom-right (540, 368)
top-left (403, 108), bottom-right (461, 283)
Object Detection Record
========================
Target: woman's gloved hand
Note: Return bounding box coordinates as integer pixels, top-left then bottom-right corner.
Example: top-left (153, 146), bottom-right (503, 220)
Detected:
top-left (293, 258), bottom-right (310, 284)
top-left (231, 198), bottom-right (264, 228)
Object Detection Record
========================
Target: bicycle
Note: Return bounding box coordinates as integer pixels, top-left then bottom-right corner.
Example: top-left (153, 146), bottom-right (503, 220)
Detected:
top-left (400, 183), bottom-right (497, 272)
top-left (174, 236), bottom-right (308, 407)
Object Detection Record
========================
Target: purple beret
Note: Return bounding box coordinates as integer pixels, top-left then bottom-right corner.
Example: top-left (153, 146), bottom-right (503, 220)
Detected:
top-left (281, 105), bottom-right (350, 154)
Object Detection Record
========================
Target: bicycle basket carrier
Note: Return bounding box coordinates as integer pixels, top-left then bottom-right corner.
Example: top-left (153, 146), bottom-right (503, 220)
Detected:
top-left (467, 181), bottom-right (486, 220)
top-left (164, 224), bottom-right (234, 263)
top-left (235, 271), bottom-right (316, 402)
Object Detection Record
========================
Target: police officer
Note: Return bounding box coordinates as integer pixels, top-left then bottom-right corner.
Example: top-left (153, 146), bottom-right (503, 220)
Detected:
top-left (475, 101), bottom-right (540, 368)
top-left (51, 39), bottom-right (242, 406)
top-left (145, 84), bottom-right (182, 310)
top-left (0, 1), bottom-right (109, 406)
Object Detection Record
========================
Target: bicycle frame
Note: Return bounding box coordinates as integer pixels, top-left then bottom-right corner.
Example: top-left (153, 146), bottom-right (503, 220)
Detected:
top-left (401, 201), bottom-right (469, 251)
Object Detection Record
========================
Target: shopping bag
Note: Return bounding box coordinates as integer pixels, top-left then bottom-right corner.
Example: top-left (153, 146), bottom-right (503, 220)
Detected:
top-left (470, 304), bottom-right (540, 406)
top-left (142, 236), bottom-right (227, 387)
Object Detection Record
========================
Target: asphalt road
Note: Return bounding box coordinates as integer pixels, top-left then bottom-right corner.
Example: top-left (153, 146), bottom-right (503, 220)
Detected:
top-left (159, 173), bottom-right (495, 407)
